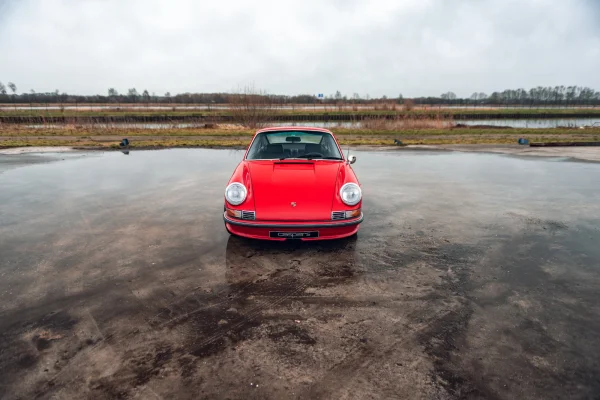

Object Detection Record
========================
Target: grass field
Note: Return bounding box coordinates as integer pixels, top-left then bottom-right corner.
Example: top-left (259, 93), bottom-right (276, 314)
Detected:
top-left (2, 126), bottom-right (600, 149)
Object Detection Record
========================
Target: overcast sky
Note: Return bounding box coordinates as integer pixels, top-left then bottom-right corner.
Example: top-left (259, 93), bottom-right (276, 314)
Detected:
top-left (0, 0), bottom-right (599, 97)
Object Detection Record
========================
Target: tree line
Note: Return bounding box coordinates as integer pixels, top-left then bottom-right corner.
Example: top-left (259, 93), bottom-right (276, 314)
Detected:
top-left (415, 86), bottom-right (600, 107)
top-left (1, 81), bottom-right (599, 107)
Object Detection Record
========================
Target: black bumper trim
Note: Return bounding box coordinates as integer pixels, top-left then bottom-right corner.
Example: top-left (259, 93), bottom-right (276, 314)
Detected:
top-left (223, 213), bottom-right (363, 229)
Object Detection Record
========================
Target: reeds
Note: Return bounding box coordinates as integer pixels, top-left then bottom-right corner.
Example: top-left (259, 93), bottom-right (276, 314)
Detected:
top-left (359, 113), bottom-right (453, 130)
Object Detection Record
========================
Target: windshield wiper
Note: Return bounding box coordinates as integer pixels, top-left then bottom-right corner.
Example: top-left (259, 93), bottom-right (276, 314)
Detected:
top-left (296, 155), bottom-right (342, 160)
top-left (278, 156), bottom-right (342, 161)
top-left (293, 154), bottom-right (319, 159)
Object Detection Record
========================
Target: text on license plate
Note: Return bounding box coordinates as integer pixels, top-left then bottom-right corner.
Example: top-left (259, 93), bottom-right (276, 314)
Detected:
top-left (269, 231), bottom-right (319, 239)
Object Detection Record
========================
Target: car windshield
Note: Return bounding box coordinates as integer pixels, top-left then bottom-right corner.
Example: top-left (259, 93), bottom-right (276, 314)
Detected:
top-left (246, 131), bottom-right (343, 160)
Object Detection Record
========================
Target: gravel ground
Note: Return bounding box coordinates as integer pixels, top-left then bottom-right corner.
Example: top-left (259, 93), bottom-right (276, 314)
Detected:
top-left (1, 149), bottom-right (599, 399)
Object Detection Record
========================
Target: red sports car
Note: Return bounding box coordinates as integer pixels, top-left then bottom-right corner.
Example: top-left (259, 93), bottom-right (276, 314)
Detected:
top-left (223, 127), bottom-right (363, 241)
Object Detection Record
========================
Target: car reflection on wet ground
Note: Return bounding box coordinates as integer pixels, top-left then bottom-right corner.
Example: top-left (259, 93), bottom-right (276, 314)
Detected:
top-left (1, 149), bottom-right (599, 399)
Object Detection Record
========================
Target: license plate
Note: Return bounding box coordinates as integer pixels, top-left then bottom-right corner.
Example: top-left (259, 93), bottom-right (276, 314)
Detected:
top-left (269, 231), bottom-right (319, 239)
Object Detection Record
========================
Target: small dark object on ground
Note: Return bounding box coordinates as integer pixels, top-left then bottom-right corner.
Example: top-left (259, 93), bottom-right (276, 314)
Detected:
top-left (394, 139), bottom-right (403, 145)
top-left (204, 123), bottom-right (217, 129)
top-left (518, 138), bottom-right (529, 145)
top-left (119, 138), bottom-right (130, 148)
top-left (530, 141), bottom-right (600, 147)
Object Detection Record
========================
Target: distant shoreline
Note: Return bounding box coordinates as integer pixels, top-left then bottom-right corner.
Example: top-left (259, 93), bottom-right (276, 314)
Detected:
top-left (2, 144), bottom-right (599, 163)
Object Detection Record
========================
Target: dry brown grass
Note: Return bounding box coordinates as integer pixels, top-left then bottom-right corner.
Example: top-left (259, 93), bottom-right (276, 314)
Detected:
top-left (373, 103), bottom-right (398, 111)
top-left (3, 121), bottom-right (600, 149)
top-left (228, 85), bottom-right (274, 129)
top-left (360, 114), bottom-right (454, 130)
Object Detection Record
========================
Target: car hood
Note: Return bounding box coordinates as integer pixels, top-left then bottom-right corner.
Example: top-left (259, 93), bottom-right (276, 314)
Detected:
top-left (247, 160), bottom-right (342, 221)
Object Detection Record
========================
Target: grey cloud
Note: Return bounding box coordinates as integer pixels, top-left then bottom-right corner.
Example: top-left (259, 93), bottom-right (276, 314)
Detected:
top-left (0, 0), bottom-right (598, 97)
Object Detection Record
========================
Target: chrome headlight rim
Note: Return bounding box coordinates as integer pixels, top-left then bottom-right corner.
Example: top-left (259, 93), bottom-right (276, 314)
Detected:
top-left (340, 182), bottom-right (362, 206)
top-left (225, 182), bottom-right (247, 206)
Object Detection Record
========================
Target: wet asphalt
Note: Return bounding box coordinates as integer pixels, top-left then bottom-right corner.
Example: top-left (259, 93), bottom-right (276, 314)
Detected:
top-left (1, 149), bottom-right (599, 399)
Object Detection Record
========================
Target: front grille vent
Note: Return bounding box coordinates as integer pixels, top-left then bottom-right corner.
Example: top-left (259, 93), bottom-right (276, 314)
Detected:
top-left (241, 210), bottom-right (256, 220)
top-left (331, 211), bottom-right (346, 220)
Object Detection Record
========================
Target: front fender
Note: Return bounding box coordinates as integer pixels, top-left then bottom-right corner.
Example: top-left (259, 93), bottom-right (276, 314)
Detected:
top-left (331, 163), bottom-right (362, 210)
top-left (225, 161), bottom-right (255, 210)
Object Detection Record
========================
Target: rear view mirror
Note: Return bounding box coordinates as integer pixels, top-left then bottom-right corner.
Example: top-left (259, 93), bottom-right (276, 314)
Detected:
top-left (286, 137), bottom-right (301, 142)
top-left (348, 155), bottom-right (357, 164)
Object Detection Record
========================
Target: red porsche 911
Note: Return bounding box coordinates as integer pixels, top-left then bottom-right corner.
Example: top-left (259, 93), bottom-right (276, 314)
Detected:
top-left (223, 127), bottom-right (363, 241)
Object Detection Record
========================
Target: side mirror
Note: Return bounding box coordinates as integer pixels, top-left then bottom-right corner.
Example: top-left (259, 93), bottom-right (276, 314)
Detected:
top-left (347, 155), bottom-right (357, 164)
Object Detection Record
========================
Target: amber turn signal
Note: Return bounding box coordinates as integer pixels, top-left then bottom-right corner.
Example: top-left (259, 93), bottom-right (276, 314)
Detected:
top-left (345, 209), bottom-right (361, 218)
top-left (226, 208), bottom-right (242, 218)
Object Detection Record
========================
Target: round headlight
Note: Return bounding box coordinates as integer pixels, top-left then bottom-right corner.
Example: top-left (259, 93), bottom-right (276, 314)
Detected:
top-left (225, 182), bottom-right (247, 205)
top-left (340, 183), bottom-right (362, 206)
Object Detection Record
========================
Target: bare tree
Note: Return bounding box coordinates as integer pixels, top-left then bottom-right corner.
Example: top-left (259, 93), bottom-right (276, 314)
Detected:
top-left (469, 92), bottom-right (478, 108)
top-left (127, 88), bottom-right (138, 102)
top-left (50, 89), bottom-right (59, 110)
top-left (0, 81), bottom-right (6, 95)
top-left (228, 85), bottom-right (274, 129)
top-left (108, 88), bottom-right (118, 103)
top-left (8, 82), bottom-right (17, 108)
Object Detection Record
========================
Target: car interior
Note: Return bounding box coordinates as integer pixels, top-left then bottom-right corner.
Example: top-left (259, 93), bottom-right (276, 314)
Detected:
top-left (247, 132), bottom-right (343, 160)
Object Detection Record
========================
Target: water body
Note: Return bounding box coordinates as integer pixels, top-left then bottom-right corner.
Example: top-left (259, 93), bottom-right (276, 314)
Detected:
top-left (1, 149), bottom-right (599, 398)
top-left (457, 118), bottom-right (600, 128)
top-left (22, 118), bottom-right (600, 130)
top-left (276, 118), bottom-right (600, 128)
top-left (2, 104), bottom-right (600, 111)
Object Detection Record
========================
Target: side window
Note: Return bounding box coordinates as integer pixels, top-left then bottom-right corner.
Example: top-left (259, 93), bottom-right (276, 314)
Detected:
top-left (322, 140), bottom-right (329, 154)
top-left (322, 134), bottom-right (340, 158)
top-left (247, 135), bottom-right (268, 159)
top-left (258, 136), bottom-right (267, 153)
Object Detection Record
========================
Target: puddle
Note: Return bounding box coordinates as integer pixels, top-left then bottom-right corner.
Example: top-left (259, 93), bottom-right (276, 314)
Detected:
top-left (1, 149), bottom-right (599, 399)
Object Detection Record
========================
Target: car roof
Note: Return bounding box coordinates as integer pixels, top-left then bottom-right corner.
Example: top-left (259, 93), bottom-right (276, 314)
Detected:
top-left (255, 126), bottom-right (334, 134)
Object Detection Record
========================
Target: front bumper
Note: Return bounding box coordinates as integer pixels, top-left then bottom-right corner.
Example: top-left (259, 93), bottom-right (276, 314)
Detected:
top-left (224, 212), bottom-right (363, 241)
